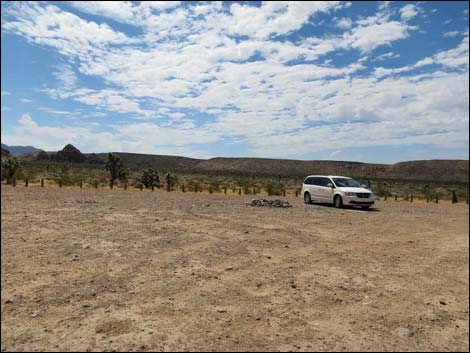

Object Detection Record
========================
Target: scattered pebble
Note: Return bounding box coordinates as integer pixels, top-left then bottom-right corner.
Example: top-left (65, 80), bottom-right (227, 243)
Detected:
top-left (396, 327), bottom-right (414, 337)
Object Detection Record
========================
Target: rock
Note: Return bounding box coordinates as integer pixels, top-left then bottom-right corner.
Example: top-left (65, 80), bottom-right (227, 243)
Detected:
top-left (396, 327), bottom-right (414, 337)
top-left (30, 309), bottom-right (42, 318)
top-left (5, 299), bottom-right (14, 304)
top-left (439, 300), bottom-right (447, 305)
top-left (250, 199), bottom-right (292, 208)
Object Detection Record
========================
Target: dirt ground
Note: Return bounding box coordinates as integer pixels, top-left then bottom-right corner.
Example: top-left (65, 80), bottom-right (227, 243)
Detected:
top-left (1, 185), bottom-right (468, 352)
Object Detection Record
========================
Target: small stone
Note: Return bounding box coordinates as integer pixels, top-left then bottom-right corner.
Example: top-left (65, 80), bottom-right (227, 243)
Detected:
top-left (5, 299), bottom-right (14, 304)
top-left (396, 327), bottom-right (413, 337)
top-left (439, 300), bottom-right (447, 305)
top-left (225, 267), bottom-right (234, 271)
top-left (82, 304), bottom-right (92, 308)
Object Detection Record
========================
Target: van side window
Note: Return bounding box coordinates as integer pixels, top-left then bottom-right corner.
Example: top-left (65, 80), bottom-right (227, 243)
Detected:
top-left (319, 178), bottom-right (330, 187)
top-left (312, 178), bottom-right (321, 186)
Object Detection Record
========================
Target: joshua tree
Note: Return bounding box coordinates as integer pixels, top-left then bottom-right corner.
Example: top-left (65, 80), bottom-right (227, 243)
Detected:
top-left (104, 153), bottom-right (128, 188)
top-left (1, 157), bottom-right (20, 184)
top-left (140, 167), bottom-right (160, 189)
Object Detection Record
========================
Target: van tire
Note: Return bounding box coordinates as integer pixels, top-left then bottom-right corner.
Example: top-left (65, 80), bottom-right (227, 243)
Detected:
top-left (304, 192), bottom-right (312, 204)
top-left (334, 195), bottom-right (343, 208)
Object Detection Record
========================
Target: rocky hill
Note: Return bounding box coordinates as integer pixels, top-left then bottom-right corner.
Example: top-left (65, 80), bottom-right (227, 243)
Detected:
top-left (28, 144), bottom-right (104, 165)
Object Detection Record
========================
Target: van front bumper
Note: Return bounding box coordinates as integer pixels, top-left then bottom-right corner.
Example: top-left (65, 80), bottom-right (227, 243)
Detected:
top-left (343, 195), bottom-right (375, 206)
top-left (348, 200), bottom-right (375, 205)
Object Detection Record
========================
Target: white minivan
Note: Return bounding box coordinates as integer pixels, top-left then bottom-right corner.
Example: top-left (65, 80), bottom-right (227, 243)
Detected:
top-left (302, 175), bottom-right (375, 209)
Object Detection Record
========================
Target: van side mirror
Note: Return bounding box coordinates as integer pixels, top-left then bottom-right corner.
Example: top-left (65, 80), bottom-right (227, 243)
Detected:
top-left (361, 184), bottom-right (368, 188)
top-left (327, 183), bottom-right (334, 188)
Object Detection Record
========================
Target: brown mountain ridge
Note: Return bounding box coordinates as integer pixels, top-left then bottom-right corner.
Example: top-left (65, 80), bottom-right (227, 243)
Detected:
top-left (15, 145), bottom-right (469, 183)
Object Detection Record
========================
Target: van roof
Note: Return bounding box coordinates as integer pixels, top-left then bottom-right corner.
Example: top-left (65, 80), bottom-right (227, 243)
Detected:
top-left (304, 175), bottom-right (351, 179)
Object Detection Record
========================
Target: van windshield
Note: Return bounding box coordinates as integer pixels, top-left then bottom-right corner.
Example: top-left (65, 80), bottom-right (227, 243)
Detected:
top-left (332, 178), bottom-right (361, 188)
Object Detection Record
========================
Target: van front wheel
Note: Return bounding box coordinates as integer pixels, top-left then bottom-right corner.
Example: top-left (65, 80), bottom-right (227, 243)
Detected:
top-left (334, 195), bottom-right (343, 208)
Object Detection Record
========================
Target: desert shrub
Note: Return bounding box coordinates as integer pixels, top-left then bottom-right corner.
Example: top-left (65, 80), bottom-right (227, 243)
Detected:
top-left (187, 179), bottom-right (201, 192)
top-left (210, 182), bottom-right (221, 193)
top-left (243, 185), bottom-right (252, 194)
top-left (265, 180), bottom-right (284, 196)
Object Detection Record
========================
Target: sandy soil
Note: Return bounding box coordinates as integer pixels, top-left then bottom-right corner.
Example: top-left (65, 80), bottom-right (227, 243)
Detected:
top-left (1, 185), bottom-right (468, 352)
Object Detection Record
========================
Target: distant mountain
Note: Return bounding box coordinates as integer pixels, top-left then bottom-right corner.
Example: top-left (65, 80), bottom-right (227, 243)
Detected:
top-left (13, 143), bottom-right (469, 183)
top-left (97, 153), bottom-right (469, 184)
top-left (1, 143), bottom-right (43, 156)
top-left (1, 146), bottom-right (11, 157)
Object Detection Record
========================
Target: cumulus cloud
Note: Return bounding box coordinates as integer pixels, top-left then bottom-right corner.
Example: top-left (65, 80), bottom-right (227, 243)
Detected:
top-left (399, 4), bottom-right (419, 21)
top-left (443, 31), bottom-right (460, 38)
top-left (334, 17), bottom-right (353, 30)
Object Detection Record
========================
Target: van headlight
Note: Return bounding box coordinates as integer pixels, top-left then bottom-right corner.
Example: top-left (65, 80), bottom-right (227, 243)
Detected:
top-left (345, 192), bottom-right (356, 196)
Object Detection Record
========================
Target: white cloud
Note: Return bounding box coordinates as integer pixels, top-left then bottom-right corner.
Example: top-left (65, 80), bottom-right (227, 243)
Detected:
top-left (1, 91), bottom-right (11, 96)
top-left (345, 19), bottom-right (412, 53)
top-left (2, 2), bottom-right (132, 58)
top-left (372, 51), bottom-right (400, 61)
top-left (37, 107), bottom-right (75, 115)
top-left (53, 64), bottom-right (77, 90)
top-left (399, 4), bottom-right (419, 21)
top-left (1, 113), bottom-right (221, 154)
top-left (326, 150), bottom-right (342, 159)
top-left (69, 1), bottom-right (182, 26)
top-left (19, 98), bottom-right (33, 103)
top-left (443, 31), bottom-right (459, 38)
top-left (378, 1), bottom-right (392, 11)
top-left (334, 17), bottom-right (353, 30)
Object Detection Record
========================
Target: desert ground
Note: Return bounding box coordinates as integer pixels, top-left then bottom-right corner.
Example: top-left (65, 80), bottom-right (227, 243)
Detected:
top-left (1, 185), bottom-right (468, 352)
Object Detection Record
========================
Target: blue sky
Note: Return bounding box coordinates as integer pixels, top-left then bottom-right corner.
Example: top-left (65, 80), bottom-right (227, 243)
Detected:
top-left (1, 1), bottom-right (469, 163)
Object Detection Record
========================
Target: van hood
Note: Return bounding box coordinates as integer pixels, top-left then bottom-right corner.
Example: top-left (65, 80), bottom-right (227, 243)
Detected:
top-left (337, 187), bottom-right (372, 193)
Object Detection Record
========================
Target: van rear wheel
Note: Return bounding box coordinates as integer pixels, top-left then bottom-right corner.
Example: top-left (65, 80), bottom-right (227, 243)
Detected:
top-left (304, 192), bottom-right (312, 204)
top-left (334, 195), bottom-right (343, 208)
